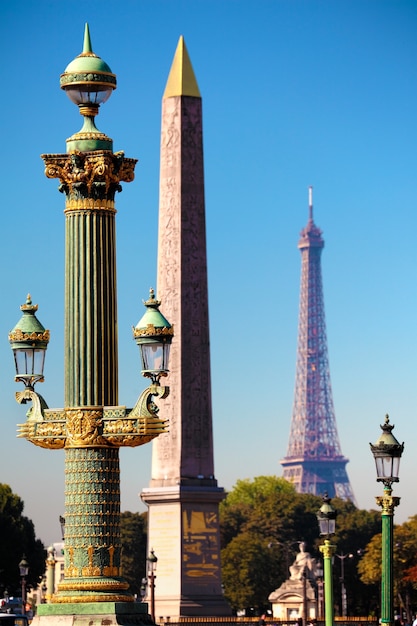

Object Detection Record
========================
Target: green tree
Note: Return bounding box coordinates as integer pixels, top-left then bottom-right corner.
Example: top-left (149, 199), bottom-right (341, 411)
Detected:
top-left (120, 511), bottom-right (147, 597)
top-left (358, 516), bottom-right (417, 622)
top-left (221, 477), bottom-right (320, 550)
top-left (0, 484), bottom-right (45, 597)
top-left (220, 476), bottom-right (388, 616)
top-left (221, 532), bottom-right (278, 614)
top-left (220, 477), bottom-right (323, 612)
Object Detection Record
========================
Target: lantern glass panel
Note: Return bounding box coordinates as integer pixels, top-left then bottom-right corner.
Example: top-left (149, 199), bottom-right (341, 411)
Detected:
top-left (64, 86), bottom-right (113, 106)
top-left (140, 343), bottom-right (170, 373)
top-left (14, 347), bottom-right (45, 377)
top-left (14, 348), bottom-right (30, 376)
top-left (19, 561), bottom-right (29, 577)
top-left (34, 348), bottom-right (46, 376)
top-left (375, 454), bottom-right (401, 481)
top-left (318, 517), bottom-right (335, 537)
top-left (392, 456), bottom-right (401, 480)
top-left (14, 349), bottom-right (31, 376)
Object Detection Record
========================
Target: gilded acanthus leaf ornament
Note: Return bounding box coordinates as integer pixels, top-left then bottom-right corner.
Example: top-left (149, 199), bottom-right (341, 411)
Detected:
top-left (41, 151), bottom-right (137, 203)
top-left (375, 491), bottom-right (401, 515)
top-left (65, 408), bottom-right (107, 448)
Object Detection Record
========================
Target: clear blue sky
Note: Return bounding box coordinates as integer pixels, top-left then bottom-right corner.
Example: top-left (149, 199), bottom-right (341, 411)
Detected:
top-left (1, 0), bottom-right (416, 546)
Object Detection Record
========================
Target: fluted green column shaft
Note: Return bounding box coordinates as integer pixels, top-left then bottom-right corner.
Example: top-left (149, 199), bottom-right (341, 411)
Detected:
top-left (320, 539), bottom-right (335, 626)
top-left (381, 508), bottom-right (394, 626)
top-left (65, 208), bottom-right (118, 408)
top-left (375, 487), bottom-right (400, 626)
top-left (59, 202), bottom-right (128, 601)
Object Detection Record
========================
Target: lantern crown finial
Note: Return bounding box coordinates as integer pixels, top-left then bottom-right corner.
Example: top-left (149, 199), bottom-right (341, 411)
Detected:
top-left (371, 414), bottom-right (404, 454)
top-left (134, 289), bottom-right (173, 339)
top-left (21, 293), bottom-right (38, 313)
top-left (144, 287), bottom-right (161, 309)
top-left (9, 295), bottom-right (49, 342)
top-left (82, 23), bottom-right (93, 55)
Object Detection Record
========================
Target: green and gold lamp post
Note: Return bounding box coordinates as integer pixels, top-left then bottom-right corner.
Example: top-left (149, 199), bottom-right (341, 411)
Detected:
top-left (9, 24), bottom-right (173, 626)
top-left (370, 415), bottom-right (404, 626)
top-left (317, 494), bottom-right (337, 626)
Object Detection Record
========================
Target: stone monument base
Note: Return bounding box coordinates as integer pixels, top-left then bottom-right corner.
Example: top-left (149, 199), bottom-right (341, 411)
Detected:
top-left (268, 579), bottom-right (317, 621)
top-left (33, 602), bottom-right (153, 626)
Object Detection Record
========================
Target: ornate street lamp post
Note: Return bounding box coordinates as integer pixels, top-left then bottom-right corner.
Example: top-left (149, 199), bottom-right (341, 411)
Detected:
top-left (335, 552), bottom-right (353, 617)
top-left (315, 561), bottom-right (324, 620)
top-left (9, 24), bottom-right (173, 626)
top-left (317, 494), bottom-right (337, 626)
top-left (370, 415), bottom-right (404, 626)
top-left (147, 550), bottom-right (158, 623)
top-left (19, 556), bottom-right (29, 616)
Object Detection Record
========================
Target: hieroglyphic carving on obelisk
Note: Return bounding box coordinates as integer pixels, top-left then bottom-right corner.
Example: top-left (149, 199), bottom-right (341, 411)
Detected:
top-left (141, 37), bottom-right (231, 617)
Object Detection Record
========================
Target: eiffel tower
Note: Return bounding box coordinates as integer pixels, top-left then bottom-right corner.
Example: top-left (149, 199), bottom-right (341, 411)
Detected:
top-left (281, 188), bottom-right (355, 502)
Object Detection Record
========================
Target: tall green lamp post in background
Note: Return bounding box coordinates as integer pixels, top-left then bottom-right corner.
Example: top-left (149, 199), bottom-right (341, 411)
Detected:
top-left (146, 549), bottom-right (158, 623)
top-left (8, 24), bottom-right (173, 626)
top-left (317, 494), bottom-right (337, 626)
top-left (370, 415), bottom-right (404, 626)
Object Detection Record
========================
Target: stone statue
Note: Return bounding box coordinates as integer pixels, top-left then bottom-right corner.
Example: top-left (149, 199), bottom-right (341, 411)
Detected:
top-left (289, 542), bottom-right (316, 581)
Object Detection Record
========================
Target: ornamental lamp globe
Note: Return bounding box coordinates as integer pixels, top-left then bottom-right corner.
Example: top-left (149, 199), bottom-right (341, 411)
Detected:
top-left (370, 414), bottom-right (404, 486)
top-left (316, 493), bottom-right (337, 537)
top-left (9, 295), bottom-right (49, 389)
top-left (133, 289), bottom-right (174, 384)
top-left (59, 23), bottom-right (116, 152)
top-left (60, 23), bottom-right (116, 108)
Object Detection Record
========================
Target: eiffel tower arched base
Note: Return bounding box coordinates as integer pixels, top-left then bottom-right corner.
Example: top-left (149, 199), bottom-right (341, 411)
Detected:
top-left (281, 457), bottom-right (356, 504)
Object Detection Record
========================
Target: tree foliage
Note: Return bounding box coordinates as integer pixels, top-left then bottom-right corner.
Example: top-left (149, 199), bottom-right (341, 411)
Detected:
top-left (0, 484), bottom-right (46, 597)
top-left (221, 533), bottom-right (278, 613)
top-left (220, 476), bottom-right (384, 616)
top-left (358, 515), bottom-right (417, 622)
top-left (120, 511), bottom-right (147, 597)
top-left (220, 477), bottom-right (323, 613)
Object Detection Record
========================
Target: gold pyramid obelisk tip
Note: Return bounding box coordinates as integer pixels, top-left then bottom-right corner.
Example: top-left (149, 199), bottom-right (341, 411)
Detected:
top-left (163, 36), bottom-right (201, 99)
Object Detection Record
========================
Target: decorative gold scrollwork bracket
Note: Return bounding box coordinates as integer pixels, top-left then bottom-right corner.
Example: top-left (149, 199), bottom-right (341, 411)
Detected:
top-left (15, 385), bottom-right (169, 449)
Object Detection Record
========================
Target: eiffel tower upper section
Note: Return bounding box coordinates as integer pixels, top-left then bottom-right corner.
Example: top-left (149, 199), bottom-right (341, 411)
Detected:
top-left (281, 188), bottom-right (355, 503)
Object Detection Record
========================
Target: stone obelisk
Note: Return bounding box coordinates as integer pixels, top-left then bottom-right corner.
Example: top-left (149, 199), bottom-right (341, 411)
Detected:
top-left (141, 37), bottom-right (230, 618)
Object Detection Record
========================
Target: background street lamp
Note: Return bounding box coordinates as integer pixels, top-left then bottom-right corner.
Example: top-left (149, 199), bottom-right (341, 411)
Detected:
top-left (41, 577), bottom-right (47, 604)
top-left (59, 515), bottom-right (65, 541)
top-left (370, 415), bottom-right (404, 626)
top-left (335, 552), bottom-right (353, 617)
top-left (147, 549), bottom-right (158, 622)
top-left (317, 494), bottom-right (337, 626)
top-left (18, 556), bottom-right (29, 616)
top-left (315, 561), bottom-right (324, 620)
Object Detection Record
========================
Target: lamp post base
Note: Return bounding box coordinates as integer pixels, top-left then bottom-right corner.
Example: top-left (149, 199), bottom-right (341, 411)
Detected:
top-left (33, 602), bottom-right (153, 625)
